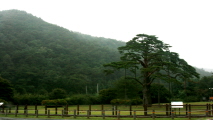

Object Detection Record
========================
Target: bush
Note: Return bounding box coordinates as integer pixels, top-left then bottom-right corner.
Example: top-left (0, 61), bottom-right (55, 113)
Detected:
top-left (13, 93), bottom-right (48, 105)
top-left (49, 88), bottom-right (67, 99)
top-left (65, 94), bottom-right (100, 105)
top-left (41, 99), bottom-right (67, 105)
top-left (99, 89), bottom-right (117, 104)
top-left (183, 96), bottom-right (200, 102)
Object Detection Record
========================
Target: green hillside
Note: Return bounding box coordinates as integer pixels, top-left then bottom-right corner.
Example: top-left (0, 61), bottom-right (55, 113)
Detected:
top-left (0, 10), bottom-right (125, 94)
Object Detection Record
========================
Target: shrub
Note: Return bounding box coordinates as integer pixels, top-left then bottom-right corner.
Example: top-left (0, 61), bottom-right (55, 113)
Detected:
top-left (98, 89), bottom-right (117, 104)
top-left (13, 93), bottom-right (48, 105)
top-left (65, 94), bottom-right (100, 105)
top-left (183, 96), bottom-right (200, 102)
top-left (49, 88), bottom-right (67, 99)
top-left (41, 99), bottom-right (67, 105)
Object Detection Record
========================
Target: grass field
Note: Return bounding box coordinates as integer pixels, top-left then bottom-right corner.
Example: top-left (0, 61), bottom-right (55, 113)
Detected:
top-left (0, 102), bottom-right (213, 120)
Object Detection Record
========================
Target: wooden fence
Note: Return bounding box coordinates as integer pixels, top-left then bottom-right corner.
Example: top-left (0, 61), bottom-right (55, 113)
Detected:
top-left (0, 104), bottom-right (213, 119)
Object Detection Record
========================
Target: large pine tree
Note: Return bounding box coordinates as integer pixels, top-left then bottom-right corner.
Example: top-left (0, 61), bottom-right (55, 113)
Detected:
top-left (104, 34), bottom-right (199, 105)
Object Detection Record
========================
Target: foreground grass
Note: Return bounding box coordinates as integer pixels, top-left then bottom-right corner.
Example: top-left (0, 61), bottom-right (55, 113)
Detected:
top-left (0, 102), bottom-right (213, 120)
top-left (0, 115), bottom-right (212, 120)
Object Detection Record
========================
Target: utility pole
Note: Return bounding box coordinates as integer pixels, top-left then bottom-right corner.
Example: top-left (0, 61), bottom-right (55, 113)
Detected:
top-left (86, 86), bottom-right (87, 94)
top-left (97, 83), bottom-right (99, 94)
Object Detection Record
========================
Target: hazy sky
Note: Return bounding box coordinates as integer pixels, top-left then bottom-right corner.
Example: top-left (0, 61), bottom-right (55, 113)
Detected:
top-left (1, 0), bottom-right (213, 70)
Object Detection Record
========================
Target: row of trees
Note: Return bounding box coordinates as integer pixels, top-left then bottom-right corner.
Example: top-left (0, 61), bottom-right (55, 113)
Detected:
top-left (1, 74), bottom-right (213, 105)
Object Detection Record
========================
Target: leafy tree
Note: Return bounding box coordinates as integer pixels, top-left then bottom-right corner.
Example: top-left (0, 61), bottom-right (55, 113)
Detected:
top-left (104, 34), bottom-right (199, 105)
top-left (0, 76), bottom-right (14, 101)
top-left (98, 89), bottom-right (117, 104)
top-left (196, 76), bottom-right (213, 99)
top-left (112, 77), bottom-right (141, 99)
top-left (150, 83), bottom-right (171, 103)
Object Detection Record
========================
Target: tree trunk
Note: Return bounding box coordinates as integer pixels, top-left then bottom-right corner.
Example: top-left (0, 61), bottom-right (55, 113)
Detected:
top-left (143, 84), bottom-right (152, 106)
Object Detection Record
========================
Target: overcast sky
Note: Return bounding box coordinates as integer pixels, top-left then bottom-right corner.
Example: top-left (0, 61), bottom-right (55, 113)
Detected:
top-left (1, 0), bottom-right (213, 71)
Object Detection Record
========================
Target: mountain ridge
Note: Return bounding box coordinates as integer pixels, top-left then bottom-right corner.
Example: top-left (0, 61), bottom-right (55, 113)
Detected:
top-left (0, 9), bottom-right (125, 94)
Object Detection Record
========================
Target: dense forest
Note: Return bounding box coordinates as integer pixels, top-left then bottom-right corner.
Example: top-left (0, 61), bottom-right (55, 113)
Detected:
top-left (0, 10), bottom-right (126, 94)
top-left (0, 10), bottom-right (212, 104)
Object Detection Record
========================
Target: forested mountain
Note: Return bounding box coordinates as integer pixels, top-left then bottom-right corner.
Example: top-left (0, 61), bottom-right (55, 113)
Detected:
top-left (0, 10), bottom-right (125, 94)
top-left (0, 10), bottom-right (211, 95)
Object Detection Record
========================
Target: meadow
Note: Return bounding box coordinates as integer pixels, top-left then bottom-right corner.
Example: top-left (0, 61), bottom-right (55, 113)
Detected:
top-left (0, 102), bottom-right (213, 120)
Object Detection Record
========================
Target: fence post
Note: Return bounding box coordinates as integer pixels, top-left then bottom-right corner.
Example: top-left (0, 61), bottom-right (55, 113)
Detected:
top-left (25, 109), bottom-right (28, 117)
top-left (24, 104), bottom-right (27, 114)
top-left (48, 109), bottom-right (50, 118)
top-left (171, 110), bottom-right (174, 119)
top-left (130, 105), bottom-right (132, 116)
top-left (63, 107), bottom-right (66, 116)
top-left (133, 110), bottom-right (136, 120)
top-left (212, 104), bottom-right (213, 115)
top-left (36, 109), bottom-right (38, 118)
top-left (101, 104), bottom-right (104, 115)
top-left (144, 104), bottom-right (147, 116)
top-left (112, 105), bottom-right (114, 115)
top-left (152, 110), bottom-right (155, 119)
top-left (55, 105), bottom-right (58, 115)
top-left (102, 110), bottom-right (105, 119)
top-left (87, 110), bottom-right (90, 119)
top-left (16, 105), bottom-right (19, 113)
top-left (77, 105), bottom-right (79, 115)
top-left (74, 109), bottom-right (76, 118)
top-left (89, 104), bottom-right (91, 115)
top-left (35, 104), bottom-right (37, 114)
top-left (206, 109), bottom-right (209, 117)
top-left (117, 110), bottom-right (120, 120)
top-left (185, 104), bottom-right (188, 115)
top-left (62, 110), bottom-right (64, 118)
top-left (15, 109), bottom-right (17, 117)
top-left (188, 104), bottom-right (191, 119)
top-left (206, 103), bottom-right (209, 115)
top-left (166, 104), bottom-right (168, 116)
top-left (66, 105), bottom-right (69, 115)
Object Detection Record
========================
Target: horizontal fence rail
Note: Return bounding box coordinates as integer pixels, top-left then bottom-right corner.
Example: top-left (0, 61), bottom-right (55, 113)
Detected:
top-left (0, 104), bottom-right (213, 119)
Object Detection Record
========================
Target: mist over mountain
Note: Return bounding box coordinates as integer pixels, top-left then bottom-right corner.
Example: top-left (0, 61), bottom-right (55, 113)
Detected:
top-left (203, 68), bottom-right (213, 72)
top-left (0, 10), bottom-right (211, 94)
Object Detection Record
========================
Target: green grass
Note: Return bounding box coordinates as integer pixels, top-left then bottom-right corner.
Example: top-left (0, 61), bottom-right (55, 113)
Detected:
top-left (0, 102), bottom-right (213, 119)
top-left (0, 115), bottom-right (212, 120)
